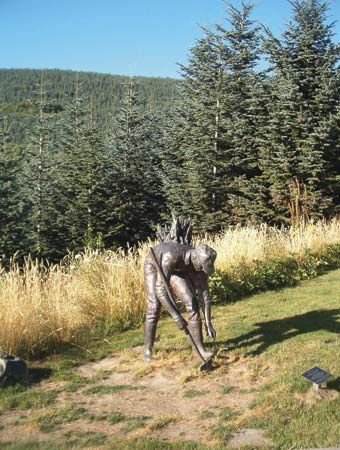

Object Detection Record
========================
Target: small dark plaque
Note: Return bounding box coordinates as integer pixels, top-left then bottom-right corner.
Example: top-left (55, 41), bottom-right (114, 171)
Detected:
top-left (302, 367), bottom-right (332, 385)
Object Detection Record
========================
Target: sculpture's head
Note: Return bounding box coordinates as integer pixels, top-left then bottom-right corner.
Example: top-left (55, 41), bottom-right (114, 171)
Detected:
top-left (190, 244), bottom-right (217, 276)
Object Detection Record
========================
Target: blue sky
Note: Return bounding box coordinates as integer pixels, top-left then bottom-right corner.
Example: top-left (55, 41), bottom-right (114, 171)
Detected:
top-left (1, 0), bottom-right (339, 78)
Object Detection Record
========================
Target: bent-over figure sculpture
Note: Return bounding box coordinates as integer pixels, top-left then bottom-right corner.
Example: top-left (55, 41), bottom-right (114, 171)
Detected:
top-left (144, 216), bottom-right (217, 364)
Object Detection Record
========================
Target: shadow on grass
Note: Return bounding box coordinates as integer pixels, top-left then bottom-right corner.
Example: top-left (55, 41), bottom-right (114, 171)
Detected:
top-left (328, 376), bottom-right (340, 392)
top-left (29, 367), bottom-right (53, 385)
top-left (218, 308), bottom-right (340, 357)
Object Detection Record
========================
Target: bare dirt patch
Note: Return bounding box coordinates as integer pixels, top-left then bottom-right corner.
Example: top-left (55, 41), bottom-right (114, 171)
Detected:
top-left (0, 347), bottom-right (274, 448)
top-left (228, 428), bottom-right (272, 448)
top-left (295, 386), bottom-right (339, 407)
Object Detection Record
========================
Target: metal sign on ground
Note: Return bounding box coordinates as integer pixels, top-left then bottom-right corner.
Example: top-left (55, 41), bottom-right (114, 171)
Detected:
top-left (302, 367), bottom-right (332, 392)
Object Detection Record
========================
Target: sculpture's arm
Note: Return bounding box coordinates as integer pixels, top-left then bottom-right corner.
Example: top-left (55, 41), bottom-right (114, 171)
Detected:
top-left (196, 274), bottom-right (216, 339)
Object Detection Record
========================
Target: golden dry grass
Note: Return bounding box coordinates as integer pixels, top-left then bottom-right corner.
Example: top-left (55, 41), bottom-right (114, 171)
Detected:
top-left (208, 219), bottom-right (340, 272)
top-left (0, 219), bottom-right (339, 357)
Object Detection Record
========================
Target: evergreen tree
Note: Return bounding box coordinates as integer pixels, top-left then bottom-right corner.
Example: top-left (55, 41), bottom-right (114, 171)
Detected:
top-left (80, 97), bottom-right (111, 249)
top-left (24, 72), bottom-right (55, 258)
top-left (0, 115), bottom-right (26, 263)
top-left (216, 2), bottom-right (264, 224)
top-left (53, 77), bottom-right (108, 255)
top-left (160, 87), bottom-right (196, 219)
top-left (104, 78), bottom-right (165, 247)
top-left (259, 0), bottom-right (340, 223)
top-left (167, 2), bottom-right (261, 231)
top-left (170, 28), bottom-right (230, 231)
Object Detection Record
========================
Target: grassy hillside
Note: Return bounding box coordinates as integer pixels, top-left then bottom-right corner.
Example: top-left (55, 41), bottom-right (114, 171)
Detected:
top-left (0, 269), bottom-right (339, 449)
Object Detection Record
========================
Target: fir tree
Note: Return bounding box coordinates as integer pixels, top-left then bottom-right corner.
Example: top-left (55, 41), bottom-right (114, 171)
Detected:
top-left (53, 77), bottom-right (109, 255)
top-left (167, 2), bottom-right (261, 231)
top-left (0, 115), bottom-right (26, 263)
top-left (173, 28), bottom-right (229, 231)
top-left (24, 72), bottom-right (55, 258)
top-left (160, 87), bottom-right (195, 219)
top-left (81, 97), bottom-right (108, 248)
top-left (105, 78), bottom-right (164, 247)
top-left (260, 0), bottom-right (340, 223)
top-left (216, 2), bottom-right (263, 224)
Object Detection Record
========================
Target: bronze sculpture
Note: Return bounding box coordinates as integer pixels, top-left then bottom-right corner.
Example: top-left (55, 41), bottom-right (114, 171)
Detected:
top-left (144, 216), bottom-right (217, 367)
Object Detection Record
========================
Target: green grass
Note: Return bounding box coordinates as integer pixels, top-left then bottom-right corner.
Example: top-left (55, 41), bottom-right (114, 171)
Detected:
top-left (199, 410), bottom-right (215, 419)
top-left (84, 384), bottom-right (142, 395)
top-left (219, 385), bottom-right (234, 394)
top-left (212, 269), bottom-right (340, 449)
top-left (64, 430), bottom-right (108, 447)
top-left (62, 374), bottom-right (93, 392)
top-left (0, 385), bottom-right (59, 409)
top-left (149, 416), bottom-right (178, 431)
top-left (219, 407), bottom-right (237, 421)
top-left (0, 269), bottom-right (339, 450)
top-left (108, 410), bottom-right (126, 425)
top-left (34, 404), bottom-right (89, 432)
top-left (211, 423), bottom-right (237, 443)
top-left (107, 410), bottom-right (152, 432)
top-left (107, 438), bottom-right (210, 449)
top-left (1, 440), bottom-right (209, 450)
top-left (121, 415), bottom-right (151, 434)
top-left (182, 389), bottom-right (206, 398)
top-left (1, 444), bottom-right (65, 450)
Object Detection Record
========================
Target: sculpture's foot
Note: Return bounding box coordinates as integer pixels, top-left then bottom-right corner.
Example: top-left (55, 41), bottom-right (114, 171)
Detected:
top-left (188, 321), bottom-right (214, 362)
top-left (144, 350), bottom-right (152, 362)
top-left (199, 349), bottom-right (214, 361)
top-left (144, 320), bottom-right (157, 363)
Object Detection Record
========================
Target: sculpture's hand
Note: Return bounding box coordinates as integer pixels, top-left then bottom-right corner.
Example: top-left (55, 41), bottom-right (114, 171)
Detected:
top-left (205, 323), bottom-right (216, 339)
top-left (175, 316), bottom-right (187, 330)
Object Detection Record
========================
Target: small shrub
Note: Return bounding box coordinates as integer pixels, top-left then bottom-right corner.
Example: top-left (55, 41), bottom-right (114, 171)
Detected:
top-left (210, 243), bottom-right (340, 303)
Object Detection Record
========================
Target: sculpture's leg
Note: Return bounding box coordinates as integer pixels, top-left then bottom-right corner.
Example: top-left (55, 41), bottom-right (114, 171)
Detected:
top-left (187, 320), bottom-right (213, 361)
top-left (144, 260), bottom-right (161, 362)
top-left (171, 274), bottom-right (213, 360)
top-left (144, 318), bottom-right (159, 362)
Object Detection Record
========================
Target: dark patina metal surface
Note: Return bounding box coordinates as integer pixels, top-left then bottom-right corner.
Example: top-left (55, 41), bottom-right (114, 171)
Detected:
top-left (302, 367), bottom-right (332, 385)
top-left (144, 215), bottom-right (217, 366)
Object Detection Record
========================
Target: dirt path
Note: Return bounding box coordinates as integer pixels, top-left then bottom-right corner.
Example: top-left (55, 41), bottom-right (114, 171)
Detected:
top-left (0, 346), bottom-right (274, 448)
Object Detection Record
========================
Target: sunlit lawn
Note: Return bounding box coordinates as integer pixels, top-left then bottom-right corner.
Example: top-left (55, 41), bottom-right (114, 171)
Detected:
top-left (210, 269), bottom-right (340, 449)
top-left (0, 269), bottom-right (339, 449)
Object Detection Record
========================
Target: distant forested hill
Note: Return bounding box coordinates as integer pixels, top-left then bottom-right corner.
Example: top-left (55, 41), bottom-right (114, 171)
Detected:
top-left (0, 68), bottom-right (179, 119)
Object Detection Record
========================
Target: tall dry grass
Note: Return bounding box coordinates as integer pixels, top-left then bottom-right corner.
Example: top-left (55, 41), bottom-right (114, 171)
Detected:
top-left (1, 219), bottom-right (340, 357)
top-left (208, 219), bottom-right (340, 272)
top-left (0, 246), bottom-right (148, 357)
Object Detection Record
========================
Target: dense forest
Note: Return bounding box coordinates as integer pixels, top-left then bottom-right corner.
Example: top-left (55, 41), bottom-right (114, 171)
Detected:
top-left (0, 69), bottom-right (178, 142)
top-left (1, 0), bottom-right (340, 262)
top-left (0, 68), bottom-right (177, 113)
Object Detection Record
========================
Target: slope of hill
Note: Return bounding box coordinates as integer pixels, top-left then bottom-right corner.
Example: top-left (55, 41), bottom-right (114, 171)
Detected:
top-left (0, 68), bottom-right (179, 118)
